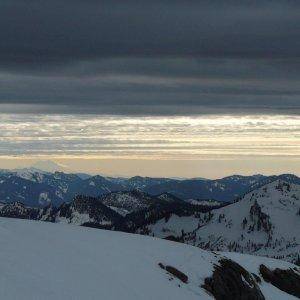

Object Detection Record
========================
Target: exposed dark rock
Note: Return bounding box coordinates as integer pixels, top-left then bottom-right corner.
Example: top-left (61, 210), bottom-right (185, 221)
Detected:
top-left (249, 200), bottom-right (272, 233)
top-left (158, 263), bottom-right (188, 283)
top-left (252, 273), bottom-right (262, 283)
top-left (163, 235), bottom-right (183, 243)
top-left (202, 258), bottom-right (265, 300)
top-left (81, 222), bottom-right (113, 230)
top-left (259, 264), bottom-right (300, 298)
top-left (0, 202), bottom-right (40, 220)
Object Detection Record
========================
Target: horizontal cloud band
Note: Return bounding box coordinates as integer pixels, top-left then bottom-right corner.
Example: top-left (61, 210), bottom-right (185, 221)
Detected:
top-left (0, 114), bottom-right (299, 159)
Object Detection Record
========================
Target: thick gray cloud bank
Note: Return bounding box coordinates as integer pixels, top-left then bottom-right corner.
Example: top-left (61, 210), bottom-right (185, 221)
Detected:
top-left (0, 0), bottom-right (299, 115)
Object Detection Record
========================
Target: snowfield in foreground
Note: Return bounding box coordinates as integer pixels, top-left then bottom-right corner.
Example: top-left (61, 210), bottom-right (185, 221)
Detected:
top-left (0, 218), bottom-right (299, 300)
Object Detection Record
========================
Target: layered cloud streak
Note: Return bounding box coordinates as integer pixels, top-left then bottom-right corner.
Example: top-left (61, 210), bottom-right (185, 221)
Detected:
top-left (0, 114), bottom-right (299, 159)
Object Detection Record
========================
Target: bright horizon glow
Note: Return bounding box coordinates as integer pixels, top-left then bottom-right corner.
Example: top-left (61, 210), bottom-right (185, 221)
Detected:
top-left (0, 113), bottom-right (299, 178)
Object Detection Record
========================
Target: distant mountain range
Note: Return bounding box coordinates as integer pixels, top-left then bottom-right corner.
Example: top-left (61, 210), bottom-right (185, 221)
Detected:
top-left (0, 178), bottom-right (299, 265)
top-left (0, 168), bottom-right (300, 207)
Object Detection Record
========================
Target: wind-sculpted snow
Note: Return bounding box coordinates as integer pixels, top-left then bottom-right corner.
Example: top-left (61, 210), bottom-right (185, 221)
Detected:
top-left (0, 218), bottom-right (299, 300)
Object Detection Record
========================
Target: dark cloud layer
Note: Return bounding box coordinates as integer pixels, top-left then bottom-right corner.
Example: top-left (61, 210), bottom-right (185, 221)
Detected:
top-left (0, 0), bottom-right (299, 114)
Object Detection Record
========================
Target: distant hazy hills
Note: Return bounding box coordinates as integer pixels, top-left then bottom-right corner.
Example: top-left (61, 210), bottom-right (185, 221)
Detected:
top-left (0, 167), bottom-right (300, 207)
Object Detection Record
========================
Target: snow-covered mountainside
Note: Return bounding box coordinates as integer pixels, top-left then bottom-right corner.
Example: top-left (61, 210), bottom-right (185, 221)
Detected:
top-left (0, 170), bottom-right (126, 207)
top-left (0, 218), bottom-right (299, 300)
top-left (144, 180), bottom-right (300, 264)
top-left (144, 174), bottom-right (268, 201)
top-left (186, 199), bottom-right (224, 207)
top-left (192, 180), bottom-right (300, 263)
top-left (0, 169), bottom-right (299, 207)
top-left (100, 191), bottom-right (183, 217)
top-left (0, 201), bottom-right (39, 219)
top-left (115, 175), bottom-right (175, 190)
top-left (40, 195), bottom-right (122, 228)
top-left (157, 192), bottom-right (183, 203)
top-left (0, 179), bottom-right (298, 265)
top-left (100, 190), bottom-right (158, 216)
top-left (0, 171), bottom-right (82, 207)
top-left (0, 192), bottom-right (208, 233)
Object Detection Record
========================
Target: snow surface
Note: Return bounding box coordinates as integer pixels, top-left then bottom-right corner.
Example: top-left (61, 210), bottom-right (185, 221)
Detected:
top-left (144, 179), bottom-right (299, 263)
top-left (101, 191), bottom-right (154, 215)
top-left (0, 218), bottom-right (298, 300)
top-left (38, 192), bottom-right (51, 205)
top-left (193, 180), bottom-right (300, 262)
top-left (143, 214), bottom-right (200, 238)
top-left (187, 199), bottom-right (222, 207)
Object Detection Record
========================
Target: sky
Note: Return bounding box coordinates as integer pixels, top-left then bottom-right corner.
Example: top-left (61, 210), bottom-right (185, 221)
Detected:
top-left (0, 0), bottom-right (299, 177)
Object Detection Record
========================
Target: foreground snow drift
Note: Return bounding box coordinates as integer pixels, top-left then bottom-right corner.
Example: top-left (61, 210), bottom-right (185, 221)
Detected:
top-left (0, 218), bottom-right (298, 300)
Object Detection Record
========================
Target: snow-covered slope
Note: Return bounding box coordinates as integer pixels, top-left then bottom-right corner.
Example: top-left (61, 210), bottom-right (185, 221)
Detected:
top-left (139, 180), bottom-right (300, 264)
top-left (140, 214), bottom-right (200, 240)
top-left (100, 190), bottom-right (158, 216)
top-left (190, 180), bottom-right (300, 263)
top-left (40, 195), bottom-right (122, 227)
top-left (0, 171), bottom-right (125, 207)
top-left (157, 192), bottom-right (183, 203)
top-left (0, 218), bottom-right (299, 300)
top-left (186, 199), bottom-right (224, 207)
top-left (0, 193), bottom-right (206, 233)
